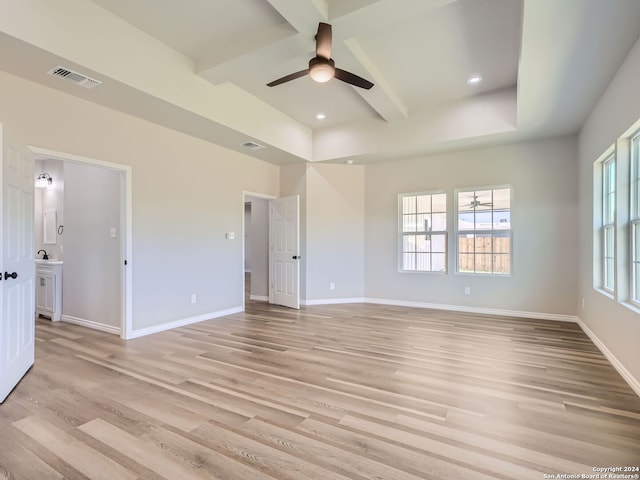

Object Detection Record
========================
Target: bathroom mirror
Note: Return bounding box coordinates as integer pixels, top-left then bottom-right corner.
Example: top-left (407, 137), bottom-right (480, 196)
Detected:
top-left (43, 209), bottom-right (57, 244)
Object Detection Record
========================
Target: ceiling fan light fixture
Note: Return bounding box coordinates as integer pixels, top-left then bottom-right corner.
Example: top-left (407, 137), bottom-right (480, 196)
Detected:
top-left (467, 74), bottom-right (482, 85)
top-left (309, 57), bottom-right (335, 83)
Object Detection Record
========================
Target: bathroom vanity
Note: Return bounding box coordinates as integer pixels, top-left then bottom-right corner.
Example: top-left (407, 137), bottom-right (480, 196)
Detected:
top-left (35, 260), bottom-right (63, 321)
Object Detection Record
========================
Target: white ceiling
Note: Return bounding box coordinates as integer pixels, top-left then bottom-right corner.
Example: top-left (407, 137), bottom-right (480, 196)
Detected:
top-left (1, 0), bottom-right (640, 165)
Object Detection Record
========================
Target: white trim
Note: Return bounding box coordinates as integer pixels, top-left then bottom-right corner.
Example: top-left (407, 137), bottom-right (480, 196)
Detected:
top-left (29, 146), bottom-right (133, 340)
top-left (249, 295), bottom-right (269, 302)
top-left (302, 298), bottom-right (366, 306)
top-left (576, 316), bottom-right (640, 397)
top-left (61, 315), bottom-right (121, 335)
top-left (363, 297), bottom-right (578, 322)
top-left (127, 306), bottom-right (243, 339)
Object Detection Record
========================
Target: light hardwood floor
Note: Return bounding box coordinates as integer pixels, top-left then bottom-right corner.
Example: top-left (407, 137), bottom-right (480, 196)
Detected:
top-left (1, 300), bottom-right (639, 479)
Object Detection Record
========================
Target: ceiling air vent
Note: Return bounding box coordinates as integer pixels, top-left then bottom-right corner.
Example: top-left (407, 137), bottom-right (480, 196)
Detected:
top-left (47, 66), bottom-right (102, 89)
top-left (242, 141), bottom-right (265, 150)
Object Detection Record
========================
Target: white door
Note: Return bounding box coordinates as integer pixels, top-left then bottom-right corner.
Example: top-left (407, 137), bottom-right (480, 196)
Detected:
top-left (0, 124), bottom-right (35, 403)
top-left (269, 195), bottom-right (300, 309)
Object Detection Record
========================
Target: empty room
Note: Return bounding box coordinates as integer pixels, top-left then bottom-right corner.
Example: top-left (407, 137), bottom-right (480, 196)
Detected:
top-left (1, 0), bottom-right (639, 479)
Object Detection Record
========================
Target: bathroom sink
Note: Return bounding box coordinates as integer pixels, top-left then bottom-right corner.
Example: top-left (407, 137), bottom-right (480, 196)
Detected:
top-left (35, 259), bottom-right (63, 265)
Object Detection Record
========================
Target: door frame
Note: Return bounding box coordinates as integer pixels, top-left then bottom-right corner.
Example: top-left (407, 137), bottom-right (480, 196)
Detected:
top-left (30, 146), bottom-right (133, 339)
top-left (242, 191), bottom-right (276, 309)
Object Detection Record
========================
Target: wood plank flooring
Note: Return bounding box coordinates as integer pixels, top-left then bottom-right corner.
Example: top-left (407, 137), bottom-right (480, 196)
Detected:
top-left (1, 300), bottom-right (639, 479)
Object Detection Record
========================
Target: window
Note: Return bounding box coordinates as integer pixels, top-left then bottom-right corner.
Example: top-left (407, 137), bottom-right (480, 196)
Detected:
top-left (399, 192), bottom-right (447, 272)
top-left (631, 134), bottom-right (640, 302)
top-left (602, 154), bottom-right (616, 292)
top-left (457, 187), bottom-right (511, 274)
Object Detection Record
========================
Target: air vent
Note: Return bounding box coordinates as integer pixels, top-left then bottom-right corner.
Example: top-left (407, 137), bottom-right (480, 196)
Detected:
top-left (47, 66), bottom-right (102, 89)
top-left (241, 141), bottom-right (266, 150)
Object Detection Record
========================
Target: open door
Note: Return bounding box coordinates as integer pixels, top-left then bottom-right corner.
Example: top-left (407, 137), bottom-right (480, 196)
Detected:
top-left (0, 124), bottom-right (35, 403)
top-left (269, 195), bottom-right (300, 309)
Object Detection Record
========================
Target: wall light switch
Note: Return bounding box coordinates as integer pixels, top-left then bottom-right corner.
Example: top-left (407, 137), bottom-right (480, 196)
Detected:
top-left (225, 232), bottom-right (235, 240)
top-left (110, 227), bottom-right (117, 239)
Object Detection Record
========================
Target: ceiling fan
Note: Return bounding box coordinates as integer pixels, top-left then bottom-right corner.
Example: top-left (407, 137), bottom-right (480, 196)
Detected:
top-left (469, 195), bottom-right (493, 209)
top-left (267, 22), bottom-right (374, 90)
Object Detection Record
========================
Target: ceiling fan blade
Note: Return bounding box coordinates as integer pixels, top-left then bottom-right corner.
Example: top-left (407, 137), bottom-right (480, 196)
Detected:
top-left (316, 22), bottom-right (332, 59)
top-left (267, 69), bottom-right (309, 87)
top-left (335, 68), bottom-right (374, 90)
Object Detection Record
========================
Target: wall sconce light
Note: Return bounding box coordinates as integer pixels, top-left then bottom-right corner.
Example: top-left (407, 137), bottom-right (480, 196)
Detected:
top-left (35, 173), bottom-right (53, 188)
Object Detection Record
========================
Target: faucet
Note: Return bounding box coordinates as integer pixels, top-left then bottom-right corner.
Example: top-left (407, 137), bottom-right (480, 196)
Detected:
top-left (37, 249), bottom-right (49, 260)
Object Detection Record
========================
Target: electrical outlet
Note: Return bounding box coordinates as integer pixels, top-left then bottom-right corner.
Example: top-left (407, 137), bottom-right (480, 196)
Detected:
top-left (191, 294), bottom-right (197, 304)
top-left (464, 286), bottom-right (471, 295)
top-left (329, 282), bottom-right (335, 290)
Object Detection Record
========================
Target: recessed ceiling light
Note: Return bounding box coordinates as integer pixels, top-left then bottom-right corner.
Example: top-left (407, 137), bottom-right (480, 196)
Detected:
top-left (467, 74), bottom-right (482, 85)
top-left (316, 113), bottom-right (326, 120)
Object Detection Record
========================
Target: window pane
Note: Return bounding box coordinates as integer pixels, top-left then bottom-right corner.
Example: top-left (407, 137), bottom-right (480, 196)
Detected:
top-left (605, 226), bottom-right (614, 254)
top-left (458, 212), bottom-right (475, 230)
top-left (416, 253), bottom-right (430, 271)
top-left (403, 253), bottom-right (415, 271)
top-left (605, 258), bottom-right (614, 290)
top-left (474, 190), bottom-right (492, 211)
top-left (475, 254), bottom-right (493, 273)
top-left (459, 253), bottom-right (474, 273)
top-left (493, 188), bottom-right (510, 209)
top-left (458, 191), bottom-right (475, 211)
top-left (432, 193), bottom-right (446, 212)
top-left (403, 214), bottom-right (417, 232)
top-left (415, 235), bottom-right (427, 253)
top-left (403, 196), bottom-right (416, 214)
top-left (635, 263), bottom-right (640, 300)
top-left (475, 211), bottom-right (492, 228)
top-left (432, 212), bottom-right (446, 230)
top-left (474, 234), bottom-right (492, 253)
top-left (493, 254), bottom-right (510, 274)
top-left (416, 195), bottom-right (430, 213)
top-left (493, 233), bottom-right (511, 254)
top-left (634, 223), bottom-right (640, 261)
top-left (432, 253), bottom-right (446, 272)
top-left (494, 210), bottom-right (510, 229)
top-left (458, 234), bottom-right (474, 253)
top-left (431, 234), bottom-right (446, 252)
top-left (416, 214), bottom-right (428, 232)
top-left (403, 234), bottom-right (415, 252)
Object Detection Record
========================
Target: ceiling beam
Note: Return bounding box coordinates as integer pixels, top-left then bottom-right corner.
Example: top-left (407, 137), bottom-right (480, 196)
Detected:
top-left (342, 38), bottom-right (407, 122)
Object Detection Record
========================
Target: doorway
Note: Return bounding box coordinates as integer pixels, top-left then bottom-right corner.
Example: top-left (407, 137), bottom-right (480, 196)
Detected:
top-left (243, 193), bottom-right (273, 307)
top-left (31, 147), bottom-right (132, 338)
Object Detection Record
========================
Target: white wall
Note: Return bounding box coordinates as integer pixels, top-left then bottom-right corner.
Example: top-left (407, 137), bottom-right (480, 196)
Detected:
top-left (578, 36), bottom-right (640, 385)
top-left (0, 70), bottom-right (280, 332)
top-left (63, 162), bottom-right (121, 328)
top-left (305, 164), bottom-right (365, 301)
top-left (364, 137), bottom-right (579, 318)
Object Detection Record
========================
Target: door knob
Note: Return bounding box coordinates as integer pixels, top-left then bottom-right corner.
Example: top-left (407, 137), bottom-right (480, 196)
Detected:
top-left (292, 255), bottom-right (301, 260)
top-left (4, 271), bottom-right (18, 280)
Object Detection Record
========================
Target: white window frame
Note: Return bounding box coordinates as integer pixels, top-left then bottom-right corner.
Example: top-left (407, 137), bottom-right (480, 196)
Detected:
top-left (455, 186), bottom-right (512, 275)
top-left (602, 153), bottom-right (616, 293)
top-left (398, 191), bottom-right (447, 273)
top-left (630, 133), bottom-right (640, 305)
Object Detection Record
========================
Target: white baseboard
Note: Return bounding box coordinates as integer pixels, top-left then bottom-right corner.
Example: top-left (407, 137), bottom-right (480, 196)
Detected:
top-left (576, 317), bottom-right (640, 397)
top-left (363, 297), bottom-right (579, 322)
top-left (302, 297), bottom-right (366, 306)
top-left (61, 315), bottom-right (121, 335)
top-left (249, 295), bottom-right (269, 302)
top-left (127, 306), bottom-right (244, 339)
